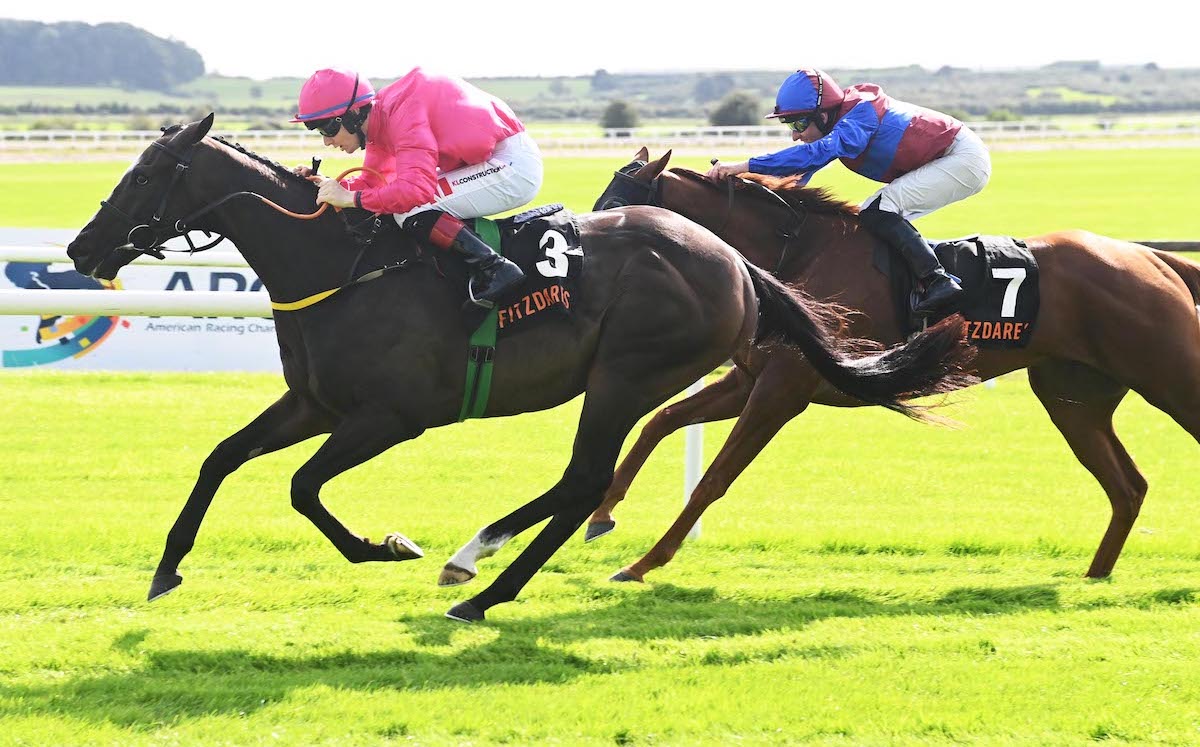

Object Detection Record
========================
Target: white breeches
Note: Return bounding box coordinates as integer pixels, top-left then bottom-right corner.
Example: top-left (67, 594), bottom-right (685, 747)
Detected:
top-left (861, 127), bottom-right (992, 221)
top-left (393, 132), bottom-right (544, 224)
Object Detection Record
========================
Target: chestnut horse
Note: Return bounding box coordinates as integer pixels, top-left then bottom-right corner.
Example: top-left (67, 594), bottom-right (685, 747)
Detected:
top-left (589, 147), bottom-right (1200, 583)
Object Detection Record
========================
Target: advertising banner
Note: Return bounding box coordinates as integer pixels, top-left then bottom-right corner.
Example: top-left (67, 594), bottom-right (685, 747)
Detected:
top-left (1, 230), bottom-right (280, 372)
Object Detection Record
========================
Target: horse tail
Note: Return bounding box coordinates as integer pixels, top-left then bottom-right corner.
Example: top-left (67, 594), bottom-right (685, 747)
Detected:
top-left (1150, 249), bottom-right (1200, 306)
top-left (743, 259), bottom-right (977, 419)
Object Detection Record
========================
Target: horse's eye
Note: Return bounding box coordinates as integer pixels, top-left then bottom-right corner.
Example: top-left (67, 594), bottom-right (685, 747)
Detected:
top-left (135, 174), bottom-right (149, 186)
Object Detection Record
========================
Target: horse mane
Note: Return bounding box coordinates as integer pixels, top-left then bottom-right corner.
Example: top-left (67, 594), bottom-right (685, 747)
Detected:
top-left (670, 168), bottom-right (860, 219)
top-left (210, 135), bottom-right (315, 191)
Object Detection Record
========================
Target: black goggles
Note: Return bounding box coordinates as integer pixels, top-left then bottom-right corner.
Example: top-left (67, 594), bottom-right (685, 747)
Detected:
top-left (781, 115), bottom-right (813, 133)
top-left (306, 117), bottom-right (343, 138)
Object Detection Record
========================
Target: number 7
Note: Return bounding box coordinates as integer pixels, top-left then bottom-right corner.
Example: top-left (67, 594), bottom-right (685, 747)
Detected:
top-left (992, 267), bottom-right (1026, 318)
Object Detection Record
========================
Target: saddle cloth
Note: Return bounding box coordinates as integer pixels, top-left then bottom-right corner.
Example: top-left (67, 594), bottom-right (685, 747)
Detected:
top-left (875, 235), bottom-right (1040, 348)
top-left (466, 204), bottom-right (584, 336)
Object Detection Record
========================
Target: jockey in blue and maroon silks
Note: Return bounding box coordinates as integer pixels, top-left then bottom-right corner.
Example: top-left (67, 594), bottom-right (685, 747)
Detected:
top-left (708, 68), bottom-right (992, 315)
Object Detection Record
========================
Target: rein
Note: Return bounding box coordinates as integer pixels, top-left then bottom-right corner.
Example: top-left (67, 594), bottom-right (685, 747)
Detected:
top-left (721, 176), bottom-right (810, 275)
top-left (101, 134), bottom-right (402, 313)
top-left (604, 159), bottom-right (808, 276)
top-left (100, 136), bottom-right (383, 259)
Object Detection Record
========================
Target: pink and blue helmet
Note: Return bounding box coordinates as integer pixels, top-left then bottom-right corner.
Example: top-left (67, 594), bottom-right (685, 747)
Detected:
top-left (765, 68), bottom-right (845, 119)
top-left (290, 68), bottom-right (376, 124)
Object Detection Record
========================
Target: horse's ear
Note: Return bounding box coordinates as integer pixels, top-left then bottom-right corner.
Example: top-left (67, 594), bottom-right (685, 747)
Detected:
top-left (645, 149), bottom-right (672, 179)
top-left (180, 113), bottom-right (215, 145)
top-left (635, 146), bottom-right (649, 162)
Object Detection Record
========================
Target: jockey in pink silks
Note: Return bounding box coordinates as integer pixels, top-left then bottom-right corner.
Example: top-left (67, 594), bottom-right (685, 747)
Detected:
top-left (291, 67), bottom-right (544, 308)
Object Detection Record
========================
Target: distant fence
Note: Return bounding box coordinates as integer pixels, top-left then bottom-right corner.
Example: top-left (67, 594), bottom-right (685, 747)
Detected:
top-left (3, 117), bottom-right (1200, 157)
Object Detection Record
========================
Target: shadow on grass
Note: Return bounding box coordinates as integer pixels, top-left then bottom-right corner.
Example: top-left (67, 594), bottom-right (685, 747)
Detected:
top-left (4, 580), bottom-right (1067, 729)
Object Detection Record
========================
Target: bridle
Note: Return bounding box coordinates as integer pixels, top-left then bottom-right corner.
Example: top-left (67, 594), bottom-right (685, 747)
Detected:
top-left (98, 139), bottom-right (227, 258)
top-left (599, 160), bottom-right (661, 210)
top-left (601, 159), bottom-right (810, 275)
top-left (97, 140), bottom-right (225, 260)
top-left (97, 136), bottom-right (379, 261)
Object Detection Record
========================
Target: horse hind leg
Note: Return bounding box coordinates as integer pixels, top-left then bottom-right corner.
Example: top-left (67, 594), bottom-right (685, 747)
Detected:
top-left (446, 355), bottom-right (729, 622)
top-left (617, 360), bottom-right (820, 582)
top-left (1028, 360), bottom-right (1145, 578)
top-left (585, 366), bottom-right (755, 542)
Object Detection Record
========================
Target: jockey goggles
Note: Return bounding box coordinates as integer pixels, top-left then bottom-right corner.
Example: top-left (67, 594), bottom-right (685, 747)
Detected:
top-left (781, 115), bottom-right (812, 133)
top-left (306, 117), bottom-right (345, 138)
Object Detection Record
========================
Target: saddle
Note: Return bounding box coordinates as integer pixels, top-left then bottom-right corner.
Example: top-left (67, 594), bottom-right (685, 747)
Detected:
top-left (874, 235), bottom-right (1040, 348)
top-left (463, 204), bottom-right (584, 335)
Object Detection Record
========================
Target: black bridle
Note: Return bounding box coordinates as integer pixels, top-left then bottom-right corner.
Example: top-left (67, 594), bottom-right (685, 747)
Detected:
top-left (597, 160), bottom-right (661, 211)
top-left (98, 139), bottom-right (228, 259)
top-left (599, 159), bottom-right (809, 275)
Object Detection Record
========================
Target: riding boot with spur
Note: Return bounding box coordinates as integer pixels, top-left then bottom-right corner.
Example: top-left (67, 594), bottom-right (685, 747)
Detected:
top-left (859, 204), bottom-right (963, 315)
top-left (406, 211), bottom-right (525, 308)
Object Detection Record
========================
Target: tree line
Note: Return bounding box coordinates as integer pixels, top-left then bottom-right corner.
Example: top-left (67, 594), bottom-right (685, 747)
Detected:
top-left (588, 62), bottom-right (1200, 127)
top-left (0, 19), bottom-right (204, 91)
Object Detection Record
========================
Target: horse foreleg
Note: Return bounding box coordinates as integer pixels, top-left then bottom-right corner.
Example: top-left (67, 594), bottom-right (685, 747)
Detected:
top-left (617, 366), bottom-right (818, 582)
top-left (288, 410), bottom-right (425, 565)
top-left (149, 390), bottom-right (332, 601)
top-left (585, 367), bottom-right (754, 542)
top-left (1027, 361), bottom-right (1142, 578)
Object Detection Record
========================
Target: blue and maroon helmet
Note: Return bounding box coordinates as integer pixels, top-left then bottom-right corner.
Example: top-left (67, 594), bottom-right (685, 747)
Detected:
top-left (765, 68), bottom-right (845, 120)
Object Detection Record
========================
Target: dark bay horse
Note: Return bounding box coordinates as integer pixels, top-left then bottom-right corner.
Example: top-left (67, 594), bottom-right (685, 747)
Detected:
top-left (65, 117), bottom-right (972, 623)
top-left (588, 147), bottom-right (1200, 583)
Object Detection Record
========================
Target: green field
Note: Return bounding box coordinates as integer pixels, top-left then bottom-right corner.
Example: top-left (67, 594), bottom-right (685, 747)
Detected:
top-left (5, 147), bottom-right (1200, 240)
top-left (0, 372), bottom-right (1198, 745)
top-left (2, 147), bottom-right (1200, 744)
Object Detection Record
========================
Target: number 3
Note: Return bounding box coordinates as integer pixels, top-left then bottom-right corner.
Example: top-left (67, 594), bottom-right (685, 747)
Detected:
top-left (536, 230), bottom-right (570, 278)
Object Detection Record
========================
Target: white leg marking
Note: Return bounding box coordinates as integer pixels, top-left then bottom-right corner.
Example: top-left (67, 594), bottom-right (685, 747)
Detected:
top-left (446, 528), bottom-right (511, 573)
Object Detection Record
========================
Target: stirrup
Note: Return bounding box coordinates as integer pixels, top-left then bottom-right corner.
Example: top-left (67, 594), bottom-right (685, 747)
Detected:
top-left (913, 275), bottom-right (963, 315)
top-left (466, 277), bottom-right (496, 309)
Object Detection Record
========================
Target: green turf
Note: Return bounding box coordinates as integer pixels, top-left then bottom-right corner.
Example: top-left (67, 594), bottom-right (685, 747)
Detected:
top-left (0, 371), bottom-right (1197, 744)
top-left (3, 146), bottom-right (1200, 743)
top-left (4, 148), bottom-right (1199, 240)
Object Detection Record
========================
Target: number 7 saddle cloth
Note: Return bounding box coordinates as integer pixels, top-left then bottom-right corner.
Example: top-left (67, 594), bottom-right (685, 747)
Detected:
top-left (874, 234), bottom-right (1041, 348)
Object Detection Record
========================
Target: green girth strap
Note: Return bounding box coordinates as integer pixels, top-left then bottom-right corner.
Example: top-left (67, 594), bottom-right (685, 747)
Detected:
top-left (458, 218), bottom-right (501, 422)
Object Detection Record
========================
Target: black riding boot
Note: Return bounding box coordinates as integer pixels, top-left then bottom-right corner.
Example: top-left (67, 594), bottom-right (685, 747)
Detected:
top-left (405, 211), bottom-right (524, 308)
top-left (859, 205), bottom-right (963, 315)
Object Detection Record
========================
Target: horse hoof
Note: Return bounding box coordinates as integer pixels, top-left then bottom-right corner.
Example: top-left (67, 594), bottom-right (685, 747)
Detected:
top-left (147, 573), bottom-right (182, 601)
top-left (438, 563), bottom-right (477, 587)
top-left (385, 532), bottom-right (424, 560)
top-left (609, 570), bottom-right (643, 583)
top-left (445, 600), bottom-right (485, 623)
top-left (584, 520), bottom-right (616, 543)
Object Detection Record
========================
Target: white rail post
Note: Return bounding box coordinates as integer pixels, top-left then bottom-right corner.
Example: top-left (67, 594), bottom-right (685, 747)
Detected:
top-left (684, 378), bottom-right (705, 540)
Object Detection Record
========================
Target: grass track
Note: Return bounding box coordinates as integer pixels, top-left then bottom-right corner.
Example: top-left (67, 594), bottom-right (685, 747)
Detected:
top-left (2, 146), bottom-right (1199, 743)
top-left (1, 372), bottom-right (1199, 744)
